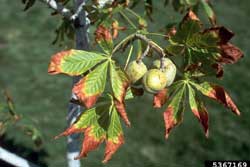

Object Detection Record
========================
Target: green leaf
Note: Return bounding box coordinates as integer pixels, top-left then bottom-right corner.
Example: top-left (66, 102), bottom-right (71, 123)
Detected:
top-left (163, 83), bottom-right (186, 138)
top-left (73, 61), bottom-right (109, 108)
top-left (188, 85), bottom-right (209, 137)
top-left (110, 63), bottom-right (130, 103)
top-left (200, 0), bottom-right (216, 25)
top-left (186, 31), bottom-right (219, 49)
top-left (172, 20), bottom-right (201, 44)
top-left (124, 88), bottom-right (134, 100)
top-left (172, 0), bottom-right (199, 12)
top-left (166, 44), bottom-right (185, 56)
top-left (168, 18), bottom-right (221, 75)
top-left (110, 62), bottom-right (131, 126)
top-left (48, 49), bottom-right (107, 76)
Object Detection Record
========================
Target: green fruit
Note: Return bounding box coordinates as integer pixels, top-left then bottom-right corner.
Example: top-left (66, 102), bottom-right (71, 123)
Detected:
top-left (125, 60), bottom-right (147, 83)
top-left (152, 58), bottom-right (176, 86)
top-left (143, 69), bottom-right (168, 93)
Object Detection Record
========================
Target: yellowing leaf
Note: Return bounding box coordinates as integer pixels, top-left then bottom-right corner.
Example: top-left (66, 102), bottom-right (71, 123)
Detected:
top-left (48, 49), bottom-right (106, 76)
top-left (73, 61), bottom-right (109, 108)
top-left (188, 85), bottom-right (209, 137)
top-left (110, 63), bottom-right (131, 126)
top-left (191, 82), bottom-right (240, 115)
top-left (95, 25), bottom-right (113, 54)
top-left (55, 97), bottom-right (124, 163)
top-left (110, 63), bottom-right (130, 103)
top-left (153, 89), bottom-right (168, 108)
top-left (103, 105), bottom-right (124, 163)
top-left (163, 85), bottom-right (186, 139)
top-left (114, 100), bottom-right (130, 127)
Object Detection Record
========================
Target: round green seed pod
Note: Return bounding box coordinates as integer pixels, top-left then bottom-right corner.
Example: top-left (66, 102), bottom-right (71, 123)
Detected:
top-left (143, 69), bottom-right (168, 93)
top-left (152, 58), bottom-right (176, 86)
top-left (125, 60), bottom-right (148, 83)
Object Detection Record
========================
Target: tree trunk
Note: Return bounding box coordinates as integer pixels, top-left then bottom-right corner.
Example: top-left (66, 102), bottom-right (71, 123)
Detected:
top-left (67, 1), bottom-right (89, 167)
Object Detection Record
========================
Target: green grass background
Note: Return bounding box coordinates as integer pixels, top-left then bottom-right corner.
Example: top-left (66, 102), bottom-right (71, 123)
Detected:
top-left (0, 0), bottom-right (250, 167)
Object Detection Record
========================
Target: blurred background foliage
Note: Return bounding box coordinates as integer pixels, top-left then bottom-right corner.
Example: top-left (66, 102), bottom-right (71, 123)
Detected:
top-left (0, 0), bottom-right (250, 166)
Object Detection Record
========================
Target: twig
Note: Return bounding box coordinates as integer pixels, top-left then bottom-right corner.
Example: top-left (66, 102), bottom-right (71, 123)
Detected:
top-left (137, 44), bottom-right (150, 62)
top-left (112, 33), bottom-right (166, 58)
top-left (146, 32), bottom-right (168, 38)
top-left (134, 34), bottom-right (165, 57)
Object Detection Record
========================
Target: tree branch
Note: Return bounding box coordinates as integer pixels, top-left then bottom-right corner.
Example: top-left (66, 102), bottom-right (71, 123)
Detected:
top-left (0, 147), bottom-right (39, 167)
top-left (112, 33), bottom-right (166, 58)
top-left (39, 0), bottom-right (72, 19)
top-left (70, 1), bottom-right (85, 20)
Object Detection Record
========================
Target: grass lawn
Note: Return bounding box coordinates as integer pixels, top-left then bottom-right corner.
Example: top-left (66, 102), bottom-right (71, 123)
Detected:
top-left (0, 0), bottom-right (250, 166)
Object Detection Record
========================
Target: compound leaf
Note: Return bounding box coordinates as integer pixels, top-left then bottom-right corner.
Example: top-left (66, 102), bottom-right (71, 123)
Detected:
top-left (171, 20), bottom-right (201, 44)
top-left (55, 96), bottom-right (124, 163)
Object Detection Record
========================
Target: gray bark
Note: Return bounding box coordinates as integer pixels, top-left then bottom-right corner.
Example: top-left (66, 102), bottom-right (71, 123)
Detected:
top-left (66, 1), bottom-right (89, 167)
top-left (40, 0), bottom-right (71, 18)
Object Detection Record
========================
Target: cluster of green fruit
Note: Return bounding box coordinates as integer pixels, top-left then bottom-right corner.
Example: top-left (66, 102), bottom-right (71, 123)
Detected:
top-left (125, 58), bottom-right (177, 93)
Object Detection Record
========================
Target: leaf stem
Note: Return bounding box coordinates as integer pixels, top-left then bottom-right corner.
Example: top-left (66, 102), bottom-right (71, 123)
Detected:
top-left (125, 8), bottom-right (141, 18)
top-left (124, 45), bottom-right (134, 70)
top-left (119, 10), bottom-right (137, 29)
top-left (138, 45), bottom-right (150, 62)
top-left (146, 32), bottom-right (168, 38)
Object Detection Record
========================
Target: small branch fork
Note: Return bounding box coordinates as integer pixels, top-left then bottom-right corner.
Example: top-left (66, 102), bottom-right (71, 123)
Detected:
top-left (39, 0), bottom-right (85, 23)
top-left (112, 33), bottom-right (166, 58)
top-left (40, 0), bottom-right (71, 18)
